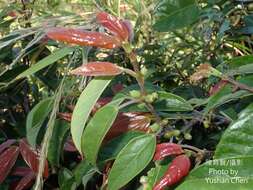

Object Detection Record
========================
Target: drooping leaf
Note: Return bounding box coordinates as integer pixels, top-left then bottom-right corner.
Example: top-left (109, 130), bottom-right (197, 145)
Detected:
top-left (13, 172), bottom-right (35, 190)
top-left (19, 139), bottom-right (49, 178)
top-left (105, 112), bottom-right (151, 141)
top-left (82, 99), bottom-right (123, 165)
top-left (0, 146), bottom-right (19, 183)
top-left (46, 27), bottom-right (121, 49)
top-left (48, 120), bottom-right (69, 166)
top-left (226, 63), bottom-right (253, 76)
top-left (70, 62), bottom-right (123, 76)
top-left (71, 77), bottom-right (112, 153)
top-left (16, 47), bottom-right (75, 79)
top-left (108, 134), bottom-right (156, 190)
top-left (0, 139), bottom-right (16, 154)
top-left (154, 0), bottom-right (199, 31)
top-left (215, 103), bottom-right (253, 159)
top-left (26, 98), bottom-right (53, 147)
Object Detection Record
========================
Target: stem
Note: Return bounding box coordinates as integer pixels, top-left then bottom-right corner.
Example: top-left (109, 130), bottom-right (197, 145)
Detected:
top-left (223, 77), bottom-right (253, 93)
top-left (127, 51), bottom-right (161, 124)
top-left (181, 144), bottom-right (204, 153)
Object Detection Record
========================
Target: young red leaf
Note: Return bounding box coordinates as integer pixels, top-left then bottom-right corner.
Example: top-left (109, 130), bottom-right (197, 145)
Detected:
top-left (104, 112), bottom-right (151, 141)
top-left (0, 139), bottom-right (16, 154)
top-left (19, 139), bottom-right (49, 178)
top-left (12, 167), bottom-right (33, 177)
top-left (153, 155), bottom-right (191, 190)
top-left (13, 172), bottom-right (35, 190)
top-left (96, 12), bottom-right (129, 41)
top-left (209, 80), bottom-right (228, 96)
top-left (46, 27), bottom-right (121, 49)
top-left (64, 139), bottom-right (78, 152)
top-left (0, 146), bottom-right (19, 183)
top-left (153, 143), bottom-right (184, 161)
top-left (70, 62), bottom-right (123, 76)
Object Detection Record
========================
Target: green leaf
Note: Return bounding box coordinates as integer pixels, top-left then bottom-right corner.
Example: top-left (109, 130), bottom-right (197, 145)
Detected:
top-left (58, 168), bottom-right (77, 190)
top-left (81, 100), bottom-right (122, 165)
top-left (154, 91), bottom-right (193, 112)
top-left (108, 134), bottom-right (156, 190)
top-left (228, 55), bottom-right (253, 69)
top-left (98, 131), bottom-right (145, 162)
top-left (48, 120), bottom-right (69, 166)
top-left (226, 63), bottom-right (253, 76)
top-left (215, 103), bottom-right (253, 159)
top-left (16, 47), bottom-right (75, 79)
top-left (71, 77), bottom-right (112, 153)
top-left (176, 156), bottom-right (253, 190)
top-left (154, 0), bottom-right (199, 31)
top-left (204, 85), bottom-right (252, 115)
top-left (144, 164), bottom-right (169, 190)
top-left (73, 160), bottom-right (96, 186)
top-left (26, 98), bottom-right (53, 147)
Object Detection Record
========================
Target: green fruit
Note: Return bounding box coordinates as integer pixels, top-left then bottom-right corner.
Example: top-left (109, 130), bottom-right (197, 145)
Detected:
top-left (137, 103), bottom-right (146, 109)
top-left (151, 92), bottom-right (158, 100)
top-left (145, 94), bottom-right (155, 103)
top-left (150, 123), bottom-right (160, 132)
top-left (172, 130), bottom-right (181, 137)
top-left (129, 90), bottom-right (141, 98)
top-left (164, 131), bottom-right (174, 139)
top-left (160, 119), bottom-right (169, 126)
top-left (184, 133), bottom-right (192, 140)
top-left (140, 66), bottom-right (148, 76)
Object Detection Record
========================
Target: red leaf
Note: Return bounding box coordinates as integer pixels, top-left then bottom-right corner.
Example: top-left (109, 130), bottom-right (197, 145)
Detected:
top-left (105, 112), bottom-right (151, 141)
top-left (153, 143), bottom-right (184, 161)
top-left (19, 139), bottom-right (49, 178)
top-left (153, 155), bottom-right (191, 190)
top-left (111, 83), bottom-right (124, 94)
top-left (0, 139), bottom-right (16, 154)
top-left (12, 167), bottom-right (33, 177)
top-left (59, 111), bottom-right (151, 142)
top-left (64, 139), bottom-right (78, 152)
top-left (46, 27), bottom-right (121, 49)
top-left (70, 62), bottom-right (123, 76)
top-left (96, 12), bottom-right (129, 41)
top-left (14, 172), bottom-right (35, 190)
top-left (0, 146), bottom-right (19, 183)
top-left (209, 80), bottom-right (228, 96)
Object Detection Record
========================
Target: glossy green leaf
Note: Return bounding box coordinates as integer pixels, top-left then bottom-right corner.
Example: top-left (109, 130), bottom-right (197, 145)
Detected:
top-left (228, 55), bottom-right (253, 69)
top-left (26, 98), bottom-right (53, 147)
top-left (176, 156), bottom-right (253, 190)
top-left (154, 0), bottom-right (199, 31)
top-left (16, 47), bottom-right (75, 79)
top-left (215, 103), bottom-right (253, 159)
top-left (98, 131), bottom-right (145, 162)
top-left (81, 102), bottom-right (120, 165)
top-left (108, 134), bottom-right (156, 190)
top-left (48, 120), bottom-right (69, 166)
top-left (154, 91), bottom-right (193, 112)
top-left (204, 85), bottom-right (252, 115)
top-left (71, 77), bottom-right (112, 153)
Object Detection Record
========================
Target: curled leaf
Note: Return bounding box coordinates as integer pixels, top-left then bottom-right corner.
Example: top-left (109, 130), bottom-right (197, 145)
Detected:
top-left (46, 27), bottom-right (121, 49)
top-left (153, 155), bottom-right (191, 190)
top-left (0, 146), bottom-right (19, 183)
top-left (153, 143), bottom-right (184, 161)
top-left (96, 12), bottom-right (129, 41)
top-left (70, 62), bottom-right (123, 76)
top-left (19, 139), bottom-right (49, 178)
